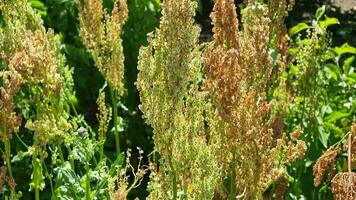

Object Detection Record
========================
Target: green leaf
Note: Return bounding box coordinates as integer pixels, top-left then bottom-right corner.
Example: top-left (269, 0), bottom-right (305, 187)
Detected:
top-left (325, 122), bottom-right (344, 138)
top-left (315, 5), bottom-right (326, 21)
top-left (325, 111), bottom-right (350, 123)
top-left (319, 17), bottom-right (339, 29)
top-left (333, 43), bottom-right (356, 56)
top-left (289, 23), bottom-right (309, 36)
top-left (318, 126), bottom-right (329, 148)
top-left (30, 158), bottom-right (45, 191)
top-left (109, 153), bottom-right (125, 175)
top-left (323, 49), bottom-right (337, 60)
top-left (30, 0), bottom-right (47, 16)
top-left (343, 56), bottom-right (355, 74)
top-left (30, 0), bottom-right (45, 9)
top-left (196, 0), bottom-right (203, 15)
top-left (11, 151), bottom-right (30, 162)
top-left (325, 63), bottom-right (340, 81)
top-left (347, 73), bottom-right (356, 82)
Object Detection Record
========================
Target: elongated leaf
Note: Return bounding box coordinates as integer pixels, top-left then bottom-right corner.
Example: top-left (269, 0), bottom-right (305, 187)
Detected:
top-left (333, 43), bottom-right (356, 56)
top-left (343, 56), bottom-right (355, 74)
top-left (325, 111), bottom-right (350, 122)
top-left (318, 126), bottom-right (329, 148)
top-left (325, 63), bottom-right (340, 81)
top-left (325, 122), bottom-right (344, 138)
top-left (11, 151), bottom-right (30, 162)
top-left (289, 23), bottom-right (309, 36)
top-left (319, 17), bottom-right (339, 29)
top-left (315, 6), bottom-right (325, 21)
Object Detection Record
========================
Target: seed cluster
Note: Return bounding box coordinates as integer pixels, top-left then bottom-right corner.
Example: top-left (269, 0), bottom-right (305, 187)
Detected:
top-left (137, 0), bottom-right (219, 199)
top-left (78, 0), bottom-right (128, 96)
top-left (0, 0), bottom-right (73, 145)
top-left (205, 0), bottom-right (305, 198)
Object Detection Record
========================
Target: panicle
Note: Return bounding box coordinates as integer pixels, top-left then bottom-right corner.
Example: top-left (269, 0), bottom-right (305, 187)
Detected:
top-left (331, 172), bottom-right (356, 200)
top-left (313, 146), bottom-right (341, 186)
top-left (0, 0), bottom-right (74, 145)
top-left (0, 71), bottom-right (22, 141)
top-left (210, 0), bottom-right (239, 48)
top-left (205, 0), bottom-right (304, 198)
top-left (108, 148), bottom-right (148, 200)
top-left (78, 0), bottom-right (128, 96)
top-left (137, 0), bottom-right (220, 198)
top-left (96, 91), bottom-right (112, 141)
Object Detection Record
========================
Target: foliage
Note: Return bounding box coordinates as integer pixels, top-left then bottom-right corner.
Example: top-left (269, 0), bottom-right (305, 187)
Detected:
top-left (285, 5), bottom-right (356, 200)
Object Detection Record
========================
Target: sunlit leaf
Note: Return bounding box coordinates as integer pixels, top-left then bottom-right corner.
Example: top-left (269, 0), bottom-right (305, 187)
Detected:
top-left (315, 6), bottom-right (325, 21)
top-left (319, 17), bottom-right (339, 29)
top-left (289, 23), bottom-right (309, 36)
top-left (325, 111), bottom-right (350, 123)
top-left (333, 43), bottom-right (356, 56)
top-left (343, 56), bottom-right (355, 74)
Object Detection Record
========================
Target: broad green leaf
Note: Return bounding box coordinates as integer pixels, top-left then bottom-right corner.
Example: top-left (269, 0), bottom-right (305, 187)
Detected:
top-left (289, 23), bottom-right (309, 36)
top-left (319, 17), bottom-right (339, 29)
top-left (326, 63), bottom-right (341, 75)
top-left (315, 6), bottom-right (325, 21)
top-left (343, 56), bottom-right (355, 74)
top-left (333, 43), bottom-right (356, 56)
top-left (325, 111), bottom-right (350, 123)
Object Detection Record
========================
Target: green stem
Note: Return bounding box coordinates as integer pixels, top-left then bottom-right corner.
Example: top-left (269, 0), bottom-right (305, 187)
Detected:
top-left (168, 159), bottom-right (177, 200)
top-left (4, 139), bottom-right (13, 178)
top-left (42, 159), bottom-right (55, 200)
top-left (100, 143), bottom-right (104, 161)
top-left (35, 187), bottom-right (40, 200)
top-left (109, 87), bottom-right (120, 154)
top-left (58, 146), bottom-right (65, 165)
top-left (32, 147), bottom-right (41, 200)
top-left (15, 132), bottom-right (29, 148)
top-left (85, 164), bottom-right (91, 200)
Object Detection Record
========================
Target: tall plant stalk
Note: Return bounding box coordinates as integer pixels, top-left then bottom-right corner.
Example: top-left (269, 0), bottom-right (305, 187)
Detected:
top-left (110, 87), bottom-right (120, 154)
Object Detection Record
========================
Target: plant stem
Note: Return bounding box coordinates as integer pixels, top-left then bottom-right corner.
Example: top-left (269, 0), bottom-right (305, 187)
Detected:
top-left (32, 147), bottom-right (41, 200)
top-left (348, 133), bottom-right (351, 173)
top-left (85, 164), bottom-right (91, 200)
top-left (4, 139), bottom-right (13, 178)
top-left (168, 159), bottom-right (177, 200)
top-left (109, 87), bottom-right (120, 154)
top-left (42, 159), bottom-right (55, 200)
top-left (35, 187), bottom-right (40, 200)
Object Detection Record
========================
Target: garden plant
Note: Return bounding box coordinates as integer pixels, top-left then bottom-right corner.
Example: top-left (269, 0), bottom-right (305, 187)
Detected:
top-left (0, 0), bottom-right (355, 199)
